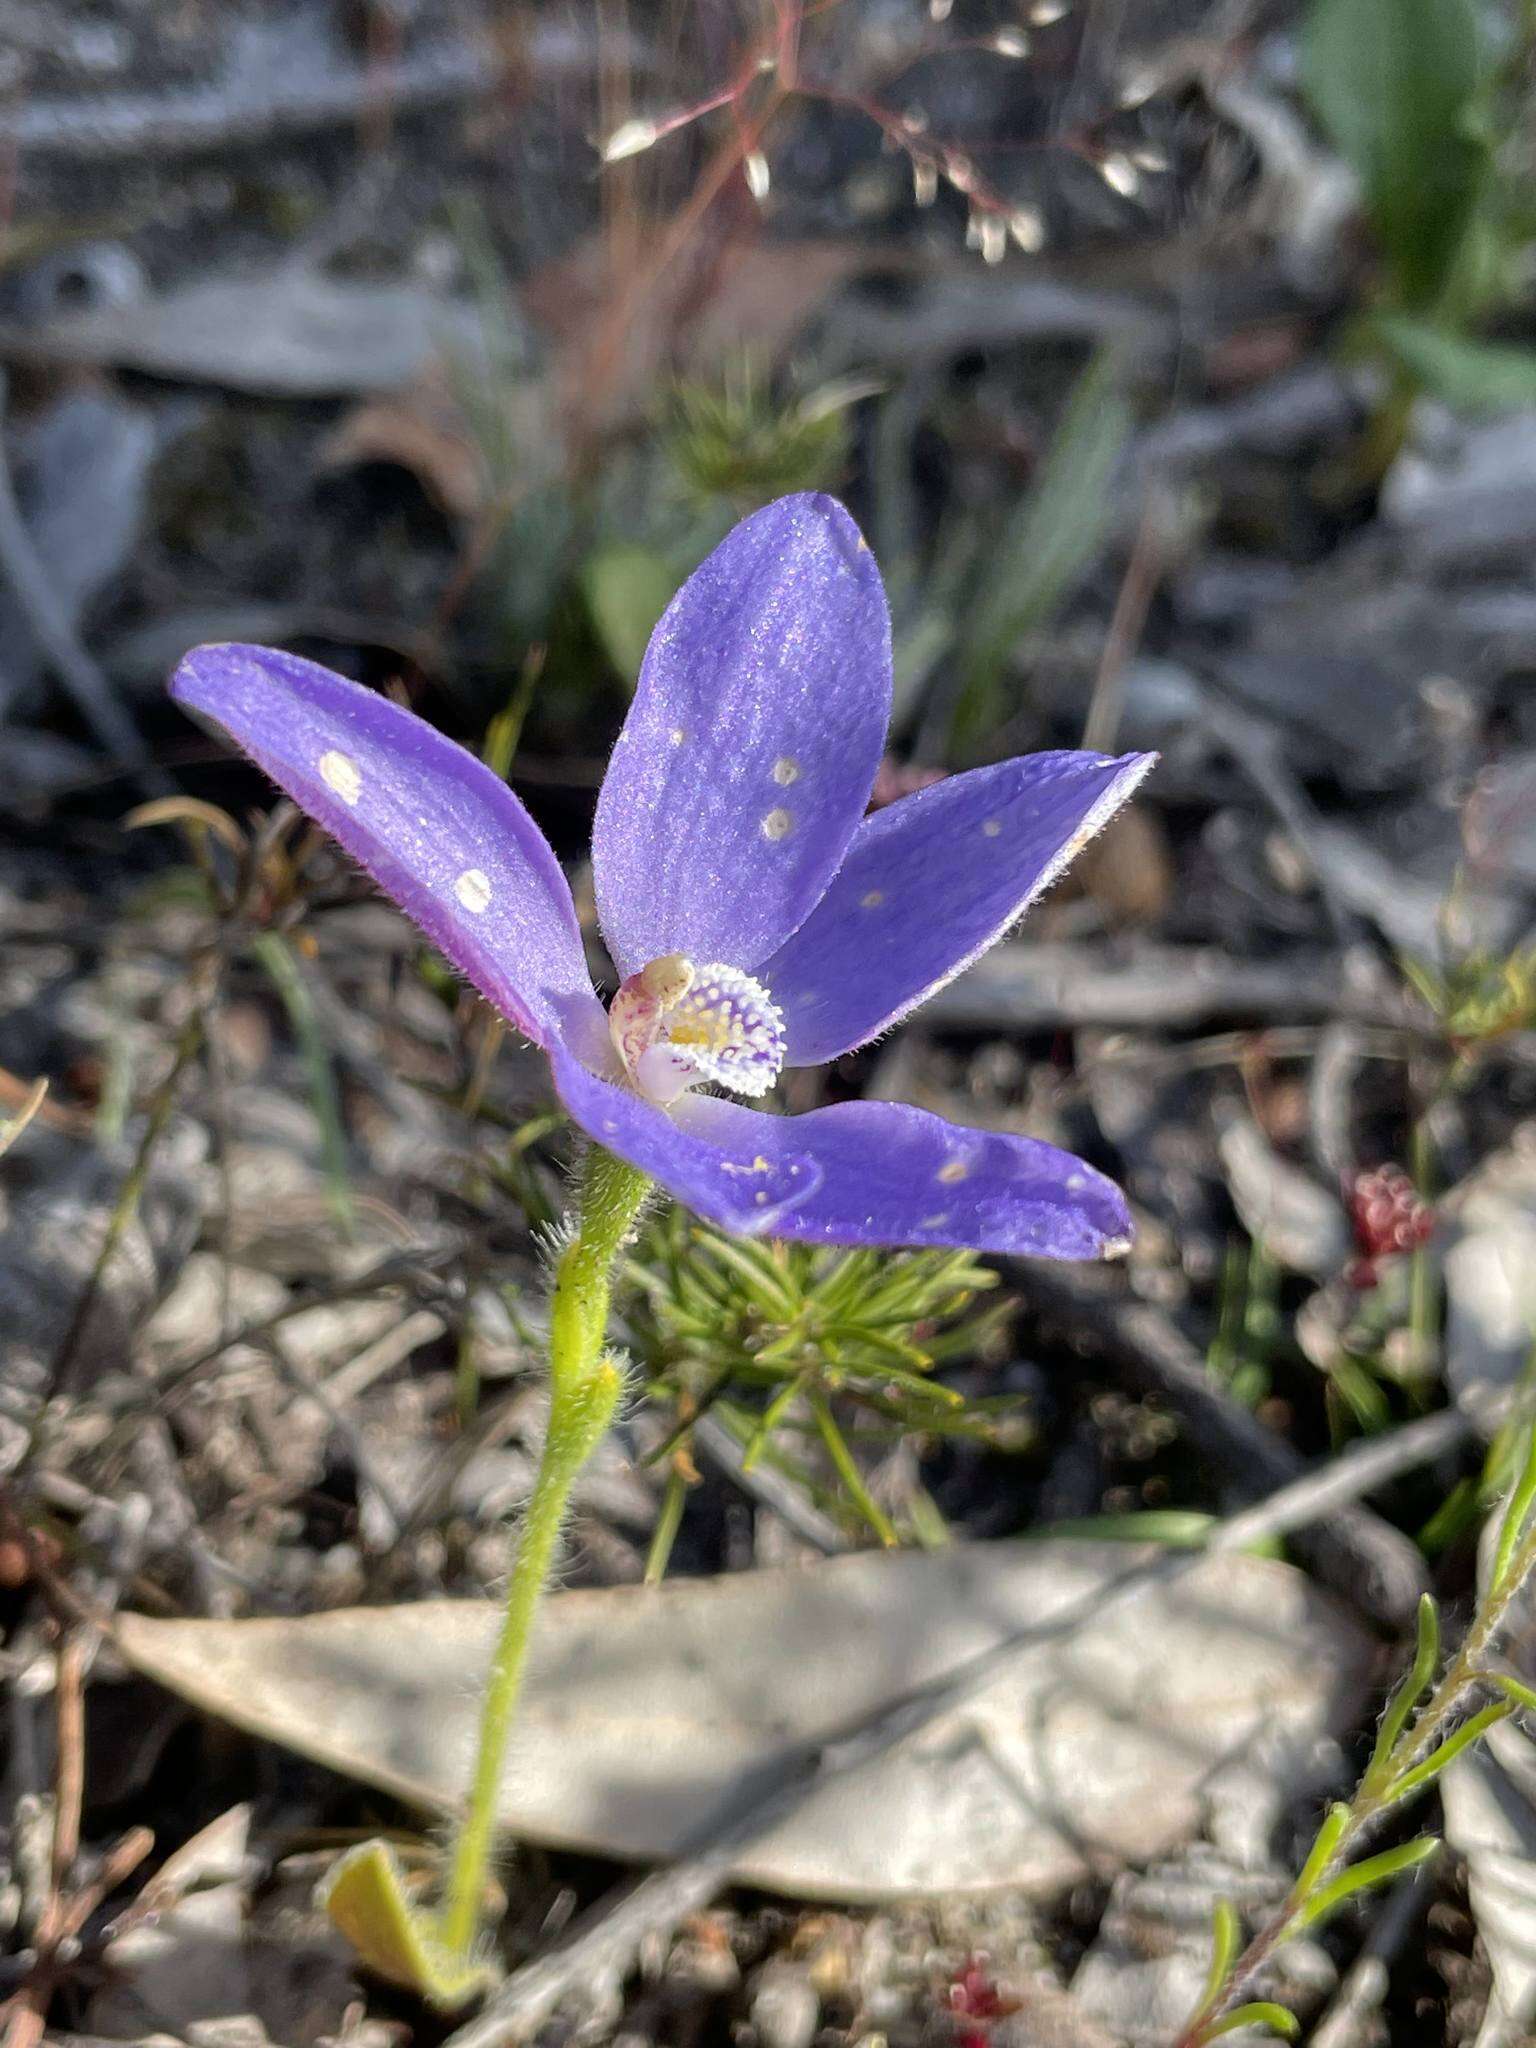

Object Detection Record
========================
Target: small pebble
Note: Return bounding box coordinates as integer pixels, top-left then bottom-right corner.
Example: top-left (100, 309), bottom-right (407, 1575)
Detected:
top-left (749, 1961), bottom-right (820, 2048)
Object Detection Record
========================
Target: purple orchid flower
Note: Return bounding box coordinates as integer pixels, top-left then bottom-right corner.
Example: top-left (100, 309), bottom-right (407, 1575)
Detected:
top-left (171, 494), bottom-right (1152, 1256)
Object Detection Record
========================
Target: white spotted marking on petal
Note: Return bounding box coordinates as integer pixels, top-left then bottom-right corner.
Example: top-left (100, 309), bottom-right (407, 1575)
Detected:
top-left (1066, 1171), bottom-right (1086, 1191)
top-left (319, 750), bottom-right (362, 806)
top-left (981, 818), bottom-right (1002, 838)
top-left (920, 1211), bottom-right (951, 1229)
top-left (669, 727), bottom-right (686, 745)
top-left (761, 808), bottom-right (793, 842)
top-left (938, 1159), bottom-right (970, 1185)
top-left (860, 889), bottom-right (884, 909)
top-left (772, 756), bottom-right (801, 786)
top-left (455, 868), bottom-right (492, 913)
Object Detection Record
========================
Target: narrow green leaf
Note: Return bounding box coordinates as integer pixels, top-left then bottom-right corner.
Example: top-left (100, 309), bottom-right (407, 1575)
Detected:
top-left (822, 1324), bottom-right (933, 1371)
top-left (1492, 1421), bottom-right (1536, 1591)
top-left (952, 350), bottom-right (1130, 749)
top-left (1199, 1898), bottom-right (1242, 2011)
top-left (644, 1466), bottom-right (690, 1585)
top-left (808, 1389), bottom-right (898, 1545)
top-left (250, 932), bottom-right (354, 1235)
top-left (847, 1365), bottom-right (966, 1411)
top-left (1294, 1837), bottom-right (1438, 1929)
top-left (1331, 1352), bottom-right (1393, 1434)
top-left (741, 1375), bottom-right (810, 1473)
top-left (1031, 1510), bottom-right (1222, 1548)
top-left (1302, 0), bottom-right (1489, 309)
top-left (1294, 1801), bottom-right (1352, 1902)
top-left (1368, 1595), bottom-right (1440, 1783)
top-left (905, 1482), bottom-right (952, 1550)
top-left (1382, 1701), bottom-right (1511, 1804)
top-left (816, 1250), bottom-right (877, 1319)
top-left (1398, 952), bottom-right (1449, 1014)
top-left (1485, 1671), bottom-right (1536, 1718)
top-left (1417, 1475), bottom-right (1484, 1555)
top-left (1199, 2003), bottom-right (1299, 2043)
top-left (700, 1233), bottom-right (799, 1320)
top-left (582, 542), bottom-right (679, 687)
top-left (1376, 317), bottom-right (1536, 412)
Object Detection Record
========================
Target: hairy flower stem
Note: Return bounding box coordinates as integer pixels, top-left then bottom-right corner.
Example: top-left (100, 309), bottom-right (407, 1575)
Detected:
top-left (437, 1145), bottom-right (648, 1960)
top-left (1176, 1512), bottom-right (1536, 2048)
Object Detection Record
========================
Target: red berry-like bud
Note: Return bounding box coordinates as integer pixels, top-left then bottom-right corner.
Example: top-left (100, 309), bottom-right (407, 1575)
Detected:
top-left (1345, 1165), bottom-right (1434, 1289)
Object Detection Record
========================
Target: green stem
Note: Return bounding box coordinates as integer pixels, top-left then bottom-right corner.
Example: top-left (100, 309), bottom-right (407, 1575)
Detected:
top-left (436, 1145), bottom-right (648, 1959)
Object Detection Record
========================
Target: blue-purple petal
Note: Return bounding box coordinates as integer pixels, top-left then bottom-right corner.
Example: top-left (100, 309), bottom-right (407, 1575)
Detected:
top-left (591, 494), bottom-right (892, 979)
top-left (171, 644), bottom-right (606, 1055)
top-left (550, 1044), bottom-right (822, 1233)
top-left (674, 1095), bottom-right (1133, 1256)
top-left (763, 750), bottom-right (1156, 1066)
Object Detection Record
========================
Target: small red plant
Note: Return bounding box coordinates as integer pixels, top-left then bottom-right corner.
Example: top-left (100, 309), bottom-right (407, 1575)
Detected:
top-left (1345, 1164), bottom-right (1435, 1289)
top-left (948, 1955), bottom-right (1019, 2048)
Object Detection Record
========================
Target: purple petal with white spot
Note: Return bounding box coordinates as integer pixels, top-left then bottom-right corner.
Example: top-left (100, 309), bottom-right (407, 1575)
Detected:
top-left (763, 750), bottom-right (1156, 1066)
top-left (592, 494), bottom-right (892, 979)
top-left (171, 644), bottom-right (606, 1057)
top-left (550, 1044), bottom-right (822, 1233)
top-left (674, 1095), bottom-right (1133, 1256)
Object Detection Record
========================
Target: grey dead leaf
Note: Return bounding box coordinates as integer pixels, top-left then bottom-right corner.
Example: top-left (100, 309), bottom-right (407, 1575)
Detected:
top-left (1442, 1726), bottom-right (1536, 2048)
top-left (2, 267), bottom-right (496, 397)
top-left (117, 1541), bottom-right (1371, 1904)
top-left (1444, 1134), bottom-right (1536, 1437)
top-left (1216, 1112), bottom-right (1350, 1279)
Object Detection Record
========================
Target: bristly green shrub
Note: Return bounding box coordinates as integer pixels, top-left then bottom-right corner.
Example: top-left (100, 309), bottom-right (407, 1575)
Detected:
top-left (626, 1215), bottom-right (1013, 1561)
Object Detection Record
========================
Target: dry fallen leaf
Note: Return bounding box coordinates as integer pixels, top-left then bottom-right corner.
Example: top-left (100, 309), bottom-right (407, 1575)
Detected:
top-left (117, 1540), bottom-right (1370, 1903)
top-left (1217, 1111), bottom-right (1351, 1280)
top-left (5, 267), bottom-right (493, 396)
top-left (1446, 1135), bottom-right (1536, 1437)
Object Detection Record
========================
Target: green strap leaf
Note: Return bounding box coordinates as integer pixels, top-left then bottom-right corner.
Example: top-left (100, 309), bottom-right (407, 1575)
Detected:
top-left (320, 1839), bottom-right (498, 2010)
top-left (1198, 1898), bottom-right (1243, 2012)
top-left (1366, 1594), bottom-right (1440, 1786)
top-left (1374, 318), bottom-right (1536, 413)
top-left (1302, 0), bottom-right (1489, 309)
top-left (1293, 1837), bottom-right (1438, 1930)
top-left (1382, 1701), bottom-right (1512, 1805)
top-left (1199, 2003), bottom-right (1299, 2043)
top-left (1293, 1800), bottom-right (1352, 1901)
top-left (1484, 1671), bottom-right (1536, 1718)
top-left (1492, 1420), bottom-right (1536, 1591)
